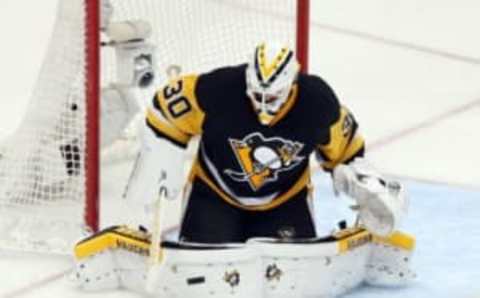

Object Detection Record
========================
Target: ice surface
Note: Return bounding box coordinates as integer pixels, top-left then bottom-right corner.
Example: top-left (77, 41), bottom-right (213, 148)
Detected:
top-left (313, 173), bottom-right (480, 298)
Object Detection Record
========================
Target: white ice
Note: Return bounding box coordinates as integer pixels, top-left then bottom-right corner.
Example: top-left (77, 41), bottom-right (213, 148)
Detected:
top-left (0, 0), bottom-right (479, 297)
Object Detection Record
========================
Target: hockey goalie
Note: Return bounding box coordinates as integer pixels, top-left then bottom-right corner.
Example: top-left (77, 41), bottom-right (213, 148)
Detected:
top-left (73, 41), bottom-right (415, 297)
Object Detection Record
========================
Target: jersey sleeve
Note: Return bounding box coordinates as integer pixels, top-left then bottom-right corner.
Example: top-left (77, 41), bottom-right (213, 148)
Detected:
top-left (317, 105), bottom-right (365, 171)
top-left (146, 74), bottom-right (205, 148)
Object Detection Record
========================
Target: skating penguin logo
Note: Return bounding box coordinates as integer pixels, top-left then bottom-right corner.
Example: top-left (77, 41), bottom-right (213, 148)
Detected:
top-left (224, 132), bottom-right (305, 191)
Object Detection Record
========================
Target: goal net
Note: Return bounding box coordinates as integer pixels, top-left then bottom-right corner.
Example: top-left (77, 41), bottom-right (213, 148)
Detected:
top-left (0, 0), bottom-right (309, 253)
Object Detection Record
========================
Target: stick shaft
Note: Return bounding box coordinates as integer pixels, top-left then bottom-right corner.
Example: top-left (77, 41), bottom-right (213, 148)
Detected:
top-left (145, 192), bottom-right (165, 293)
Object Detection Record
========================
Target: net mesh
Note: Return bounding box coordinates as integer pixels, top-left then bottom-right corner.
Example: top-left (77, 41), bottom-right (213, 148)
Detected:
top-left (0, 0), bottom-right (302, 253)
top-left (103, 0), bottom-right (298, 86)
top-left (0, 0), bottom-right (88, 253)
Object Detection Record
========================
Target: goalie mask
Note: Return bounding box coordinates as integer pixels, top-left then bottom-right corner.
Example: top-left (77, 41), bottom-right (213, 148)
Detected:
top-left (246, 42), bottom-right (300, 125)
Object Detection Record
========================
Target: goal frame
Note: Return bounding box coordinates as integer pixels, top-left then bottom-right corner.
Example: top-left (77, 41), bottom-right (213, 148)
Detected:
top-left (85, 0), bottom-right (100, 233)
top-left (84, 0), bottom-right (310, 233)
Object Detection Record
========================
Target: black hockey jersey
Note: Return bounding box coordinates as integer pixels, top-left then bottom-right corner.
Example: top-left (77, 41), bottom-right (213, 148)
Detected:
top-left (146, 64), bottom-right (364, 211)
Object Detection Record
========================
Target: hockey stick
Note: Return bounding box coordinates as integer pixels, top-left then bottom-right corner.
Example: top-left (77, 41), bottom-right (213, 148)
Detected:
top-left (145, 184), bottom-right (167, 293)
top-left (145, 64), bottom-right (182, 293)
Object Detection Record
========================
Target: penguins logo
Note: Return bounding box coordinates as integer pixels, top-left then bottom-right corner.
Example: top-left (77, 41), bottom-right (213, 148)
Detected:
top-left (224, 132), bottom-right (305, 191)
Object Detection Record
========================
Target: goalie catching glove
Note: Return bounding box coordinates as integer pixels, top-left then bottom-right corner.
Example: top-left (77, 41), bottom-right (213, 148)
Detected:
top-left (333, 158), bottom-right (408, 236)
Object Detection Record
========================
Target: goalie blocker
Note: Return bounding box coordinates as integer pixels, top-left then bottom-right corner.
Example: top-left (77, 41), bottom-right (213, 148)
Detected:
top-left (73, 225), bottom-right (415, 297)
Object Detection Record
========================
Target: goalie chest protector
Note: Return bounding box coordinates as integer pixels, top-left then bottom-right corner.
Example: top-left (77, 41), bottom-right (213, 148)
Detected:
top-left (192, 65), bottom-right (340, 200)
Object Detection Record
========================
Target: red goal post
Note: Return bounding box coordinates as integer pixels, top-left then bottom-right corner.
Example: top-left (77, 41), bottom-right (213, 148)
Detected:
top-left (297, 0), bottom-right (310, 74)
top-left (86, 0), bottom-right (101, 235)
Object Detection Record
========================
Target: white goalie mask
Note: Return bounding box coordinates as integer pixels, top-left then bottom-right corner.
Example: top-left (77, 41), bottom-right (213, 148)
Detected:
top-left (246, 42), bottom-right (300, 125)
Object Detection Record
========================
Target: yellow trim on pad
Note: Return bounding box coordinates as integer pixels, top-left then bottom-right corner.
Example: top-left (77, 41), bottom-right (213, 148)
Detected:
top-left (74, 226), bottom-right (150, 260)
top-left (373, 231), bottom-right (416, 251)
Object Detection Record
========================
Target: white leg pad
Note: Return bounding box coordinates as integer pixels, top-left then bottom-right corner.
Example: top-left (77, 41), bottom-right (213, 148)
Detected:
top-left (152, 243), bottom-right (262, 298)
top-left (74, 249), bottom-right (122, 291)
top-left (73, 226), bottom-right (416, 296)
top-left (250, 238), bottom-right (370, 298)
top-left (366, 242), bottom-right (416, 286)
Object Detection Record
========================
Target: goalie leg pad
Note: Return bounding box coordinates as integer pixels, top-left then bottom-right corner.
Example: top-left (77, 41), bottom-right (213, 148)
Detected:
top-left (153, 242), bottom-right (262, 298)
top-left (73, 226), bottom-right (416, 296)
top-left (250, 233), bottom-right (370, 298)
top-left (366, 232), bottom-right (416, 286)
top-left (74, 249), bottom-right (123, 291)
top-left (73, 226), bottom-right (261, 297)
top-left (75, 250), bottom-right (152, 292)
top-left (73, 226), bottom-right (149, 291)
top-left (251, 228), bottom-right (416, 297)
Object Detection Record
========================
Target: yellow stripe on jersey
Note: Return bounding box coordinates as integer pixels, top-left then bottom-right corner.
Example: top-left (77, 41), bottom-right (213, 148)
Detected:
top-left (268, 84), bottom-right (298, 126)
top-left (146, 108), bottom-right (191, 146)
top-left (257, 43), bottom-right (291, 82)
top-left (318, 106), bottom-right (365, 170)
top-left (189, 160), bottom-right (311, 211)
top-left (154, 74), bottom-right (205, 137)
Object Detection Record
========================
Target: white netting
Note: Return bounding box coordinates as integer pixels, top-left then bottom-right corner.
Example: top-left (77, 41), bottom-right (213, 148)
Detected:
top-left (0, 0), bottom-right (89, 253)
top-left (103, 0), bottom-right (298, 86)
top-left (0, 0), bottom-right (303, 253)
